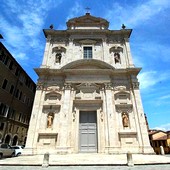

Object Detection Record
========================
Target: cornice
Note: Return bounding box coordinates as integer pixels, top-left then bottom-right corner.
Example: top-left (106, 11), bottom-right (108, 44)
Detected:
top-left (34, 67), bottom-right (141, 77)
top-left (43, 29), bottom-right (132, 39)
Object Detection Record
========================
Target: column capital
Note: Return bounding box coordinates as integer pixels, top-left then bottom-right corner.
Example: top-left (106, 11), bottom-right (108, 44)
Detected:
top-left (104, 83), bottom-right (112, 90)
top-left (64, 83), bottom-right (72, 90)
top-left (132, 82), bottom-right (140, 90)
top-left (46, 35), bottom-right (51, 42)
top-left (36, 83), bottom-right (43, 90)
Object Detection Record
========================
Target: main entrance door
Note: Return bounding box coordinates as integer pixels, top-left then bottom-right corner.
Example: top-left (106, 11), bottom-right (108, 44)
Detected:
top-left (79, 111), bottom-right (97, 152)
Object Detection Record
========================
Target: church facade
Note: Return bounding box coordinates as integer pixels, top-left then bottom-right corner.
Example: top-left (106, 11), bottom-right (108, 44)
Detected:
top-left (25, 13), bottom-right (154, 155)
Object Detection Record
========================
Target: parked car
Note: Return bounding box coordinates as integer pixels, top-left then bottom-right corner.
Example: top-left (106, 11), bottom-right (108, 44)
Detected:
top-left (0, 144), bottom-right (15, 159)
top-left (11, 145), bottom-right (23, 156)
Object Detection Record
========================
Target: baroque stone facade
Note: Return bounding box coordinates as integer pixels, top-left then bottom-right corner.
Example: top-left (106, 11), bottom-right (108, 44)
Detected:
top-left (25, 13), bottom-right (154, 154)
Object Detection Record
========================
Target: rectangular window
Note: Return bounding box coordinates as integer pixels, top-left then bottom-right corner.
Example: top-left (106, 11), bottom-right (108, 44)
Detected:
top-left (18, 113), bottom-right (22, 122)
top-left (19, 91), bottom-right (22, 100)
top-left (9, 61), bottom-right (13, 70)
top-left (16, 126), bottom-right (19, 133)
top-left (27, 97), bottom-right (30, 106)
top-left (0, 103), bottom-right (8, 117)
top-left (10, 85), bottom-right (14, 94)
top-left (15, 89), bottom-right (19, 98)
top-left (2, 79), bottom-right (8, 89)
top-left (84, 47), bottom-right (92, 59)
top-left (19, 73), bottom-right (25, 82)
top-left (0, 122), bottom-right (4, 130)
top-left (15, 67), bottom-right (20, 76)
top-left (8, 108), bottom-right (15, 120)
top-left (4, 55), bottom-right (9, 65)
top-left (22, 94), bottom-right (26, 103)
top-left (0, 50), bottom-right (6, 63)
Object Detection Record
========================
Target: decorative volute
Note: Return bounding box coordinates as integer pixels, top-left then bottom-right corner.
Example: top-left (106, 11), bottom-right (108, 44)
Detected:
top-left (66, 12), bottom-right (109, 30)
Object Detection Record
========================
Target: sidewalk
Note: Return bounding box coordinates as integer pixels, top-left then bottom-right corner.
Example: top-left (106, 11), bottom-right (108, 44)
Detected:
top-left (0, 154), bottom-right (170, 166)
top-left (0, 165), bottom-right (170, 170)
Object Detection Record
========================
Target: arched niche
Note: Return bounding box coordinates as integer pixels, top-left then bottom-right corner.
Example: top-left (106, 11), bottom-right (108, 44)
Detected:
top-left (52, 46), bottom-right (66, 63)
top-left (109, 46), bottom-right (123, 64)
top-left (47, 112), bottom-right (54, 128)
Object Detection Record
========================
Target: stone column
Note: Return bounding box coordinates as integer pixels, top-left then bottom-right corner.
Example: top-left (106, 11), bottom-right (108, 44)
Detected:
top-left (102, 38), bottom-right (107, 62)
top-left (104, 83), bottom-right (118, 153)
top-left (41, 35), bottom-right (51, 67)
top-left (124, 38), bottom-right (134, 68)
top-left (68, 38), bottom-right (73, 62)
top-left (67, 88), bottom-right (75, 151)
top-left (102, 88), bottom-right (109, 151)
top-left (58, 83), bottom-right (72, 153)
top-left (131, 76), bottom-right (154, 154)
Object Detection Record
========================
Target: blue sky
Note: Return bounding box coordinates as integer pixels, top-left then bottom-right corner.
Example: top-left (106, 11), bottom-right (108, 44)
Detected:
top-left (0, 0), bottom-right (170, 131)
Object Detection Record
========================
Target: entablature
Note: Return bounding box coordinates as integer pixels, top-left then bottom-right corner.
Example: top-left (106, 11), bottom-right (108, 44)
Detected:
top-left (43, 29), bottom-right (132, 40)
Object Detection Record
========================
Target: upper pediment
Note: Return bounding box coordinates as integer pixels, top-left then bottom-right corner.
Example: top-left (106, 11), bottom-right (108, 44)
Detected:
top-left (67, 13), bottom-right (109, 30)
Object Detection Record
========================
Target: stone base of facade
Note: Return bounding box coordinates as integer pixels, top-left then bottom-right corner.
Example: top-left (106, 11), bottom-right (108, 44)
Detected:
top-left (23, 146), bottom-right (154, 155)
top-left (23, 147), bottom-right (73, 155)
top-left (104, 146), bottom-right (154, 154)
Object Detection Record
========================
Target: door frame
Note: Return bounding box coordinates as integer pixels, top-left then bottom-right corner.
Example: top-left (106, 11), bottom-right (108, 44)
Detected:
top-left (73, 102), bottom-right (102, 153)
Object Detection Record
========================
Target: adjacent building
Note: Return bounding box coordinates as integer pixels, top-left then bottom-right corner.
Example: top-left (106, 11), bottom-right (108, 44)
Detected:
top-left (25, 13), bottom-right (154, 154)
top-left (0, 42), bottom-right (36, 146)
top-left (149, 130), bottom-right (170, 154)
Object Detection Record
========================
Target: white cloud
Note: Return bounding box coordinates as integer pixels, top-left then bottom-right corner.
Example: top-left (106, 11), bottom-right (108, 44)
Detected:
top-left (153, 123), bottom-right (170, 131)
top-left (0, 0), bottom-right (62, 63)
top-left (134, 42), bottom-right (170, 63)
top-left (57, 2), bottom-right (84, 30)
top-left (159, 94), bottom-right (170, 100)
top-left (66, 2), bottom-right (84, 22)
top-left (153, 93), bottom-right (170, 107)
top-left (105, 0), bottom-right (170, 29)
top-left (18, 13), bottom-right (43, 37)
top-left (138, 71), bottom-right (169, 89)
top-left (15, 52), bottom-right (28, 61)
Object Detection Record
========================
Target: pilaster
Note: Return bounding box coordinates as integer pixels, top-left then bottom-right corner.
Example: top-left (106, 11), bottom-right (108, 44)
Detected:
top-left (41, 35), bottom-right (51, 67)
top-left (102, 38), bottom-right (107, 62)
top-left (58, 83), bottom-right (72, 153)
top-left (24, 83), bottom-right (45, 155)
top-left (104, 83), bottom-right (119, 153)
top-left (124, 38), bottom-right (134, 68)
top-left (131, 76), bottom-right (154, 154)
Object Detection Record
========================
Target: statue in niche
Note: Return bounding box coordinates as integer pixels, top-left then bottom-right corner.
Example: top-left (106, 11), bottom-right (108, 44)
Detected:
top-left (55, 52), bottom-right (62, 63)
top-left (47, 112), bottom-right (54, 128)
top-left (114, 52), bottom-right (121, 64)
top-left (122, 112), bottom-right (129, 127)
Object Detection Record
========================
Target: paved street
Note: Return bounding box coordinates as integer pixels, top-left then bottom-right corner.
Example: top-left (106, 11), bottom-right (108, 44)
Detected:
top-left (0, 165), bottom-right (170, 170)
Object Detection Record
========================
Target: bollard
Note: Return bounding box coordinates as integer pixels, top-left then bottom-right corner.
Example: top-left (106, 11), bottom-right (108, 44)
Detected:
top-left (160, 146), bottom-right (165, 155)
top-left (127, 151), bottom-right (134, 167)
top-left (42, 152), bottom-right (49, 168)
